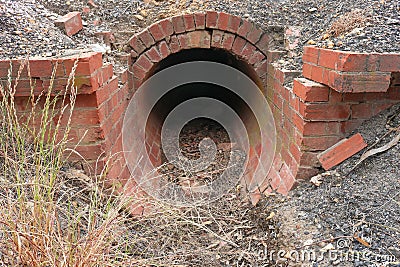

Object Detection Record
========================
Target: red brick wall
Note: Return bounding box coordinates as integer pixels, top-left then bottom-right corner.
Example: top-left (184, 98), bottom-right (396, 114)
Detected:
top-left (0, 52), bottom-right (130, 179)
top-left (260, 47), bottom-right (400, 195)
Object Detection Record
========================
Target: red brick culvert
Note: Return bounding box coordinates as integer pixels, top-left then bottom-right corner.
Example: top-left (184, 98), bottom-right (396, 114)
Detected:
top-left (1, 11), bottom-right (399, 208)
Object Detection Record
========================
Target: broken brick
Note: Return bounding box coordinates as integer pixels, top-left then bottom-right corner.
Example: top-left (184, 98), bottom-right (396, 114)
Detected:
top-left (317, 133), bottom-right (367, 170)
top-left (54, 12), bottom-right (83, 36)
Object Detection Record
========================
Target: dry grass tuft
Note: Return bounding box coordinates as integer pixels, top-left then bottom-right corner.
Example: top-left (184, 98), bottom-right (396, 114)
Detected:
top-left (328, 9), bottom-right (370, 37)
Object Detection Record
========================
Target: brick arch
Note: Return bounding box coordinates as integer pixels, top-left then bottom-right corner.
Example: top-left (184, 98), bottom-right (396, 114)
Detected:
top-left (125, 12), bottom-right (282, 201)
top-left (128, 12), bottom-right (274, 91)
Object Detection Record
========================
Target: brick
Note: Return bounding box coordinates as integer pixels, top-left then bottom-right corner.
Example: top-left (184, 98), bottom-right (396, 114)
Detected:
top-left (27, 59), bottom-right (53, 77)
top-left (145, 46), bottom-right (162, 63)
top-left (211, 30), bottom-right (224, 48)
top-left (64, 52), bottom-right (103, 77)
top-left (296, 167), bottom-right (320, 180)
top-left (302, 135), bottom-right (342, 151)
top-left (379, 54), bottom-right (400, 72)
top-left (132, 64), bottom-right (146, 80)
top-left (221, 32), bottom-right (235, 50)
top-left (336, 52), bottom-right (369, 72)
top-left (188, 31), bottom-right (211, 48)
top-left (328, 71), bottom-right (391, 93)
top-left (318, 133), bottom-right (367, 170)
top-left (148, 23), bottom-right (165, 42)
top-left (232, 36), bottom-right (246, 55)
top-left (299, 151), bottom-right (321, 167)
top-left (302, 63), bottom-right (330, 86)
top-left (206, 11), bottom-right (218, 28)
top-left (178, 34), bottom-right (189, 49)
top-left (240, 42), bottom-right (257, 61)
top-left (128, 35), bottom-right (146, 54)
top-left (171, 15), bottom-right (186, 34)
top-left (302, 46), bottom-right (319, 64)
top-left (351, 102), bottom-right (394, 119)
top-left (167, 35), bottom-right (181, 53)
top-left (293, 78), bottom-right (329, 102)
top-left (247, 25), bottom-right (263, 44)
top-left (237, 19), bottom-right (253, 38)
top-left (159, 18), bottom-right (174, 37)
top-left (158, 41), bottom-right (171, 58)
top-left (255, 34), bottom-right (271, 55)
top-left (249, 51), bottom-right (265, 65)
top-left (183, 14), bottom-right (195, 31)
top-left (255, 60), bottom-right (268, 78)
top-left (279, 163), bottom-right (296, 191)
top-left (227, 15), bottom-right (241, 33)
top-left (137, 30), bottom-right (155, 48)
top-left (54, 12), bottom-right (83, 36)
top-left (194, 13), bottom-right (206, 29)
top-left (72, 142), bottom-right (104, 161)
top-left (217, 12), bottom-right (230, 31)
top-left (135, 54), bottom-right (153, 72)
top-left (299, 102), bottom-right (351, 121)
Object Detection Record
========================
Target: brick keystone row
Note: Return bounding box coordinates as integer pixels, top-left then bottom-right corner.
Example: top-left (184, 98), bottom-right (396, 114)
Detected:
top-left (128, 12), bottom-right (275, 57)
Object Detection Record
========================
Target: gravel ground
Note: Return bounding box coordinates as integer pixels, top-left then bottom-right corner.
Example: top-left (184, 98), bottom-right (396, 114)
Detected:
top-left (2, 0), bottom-right (399, 68)
top-left (268, 104), bottom-right (400, 267)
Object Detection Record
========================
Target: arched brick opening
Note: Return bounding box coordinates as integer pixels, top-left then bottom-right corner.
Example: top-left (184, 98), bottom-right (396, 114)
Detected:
top-left (123, 12), bottom-right (283, 202)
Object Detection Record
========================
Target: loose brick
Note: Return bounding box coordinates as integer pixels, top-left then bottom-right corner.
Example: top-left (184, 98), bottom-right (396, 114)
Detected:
top-left (318, 133), bottom-right (367, 170)
top-left (54, 12), bottom-right (83, 36)
top-left (293, 78), bottom-right (329, 102)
